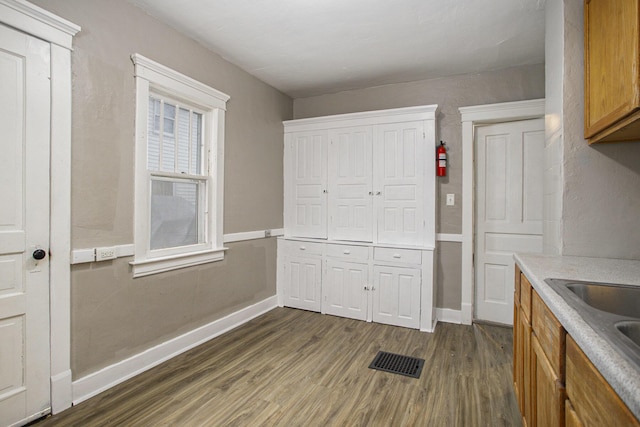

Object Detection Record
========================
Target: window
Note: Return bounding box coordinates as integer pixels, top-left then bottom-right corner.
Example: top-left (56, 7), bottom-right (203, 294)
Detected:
top-left (131, 54), bottom-right (229, 277)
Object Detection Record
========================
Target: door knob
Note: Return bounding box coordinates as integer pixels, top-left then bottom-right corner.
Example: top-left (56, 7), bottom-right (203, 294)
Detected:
top-left (33, 249), bottom-right (47, 260)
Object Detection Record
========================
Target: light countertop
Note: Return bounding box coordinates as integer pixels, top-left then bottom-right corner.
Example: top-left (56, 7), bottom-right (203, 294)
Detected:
top-left (514, 253), bottom-right (640, 419)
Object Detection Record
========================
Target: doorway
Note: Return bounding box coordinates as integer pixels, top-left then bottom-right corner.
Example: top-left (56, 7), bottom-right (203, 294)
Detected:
top-left (459, 99), bottom-right (545, 326)
top-left (474, 119), bottom-right (544, 324)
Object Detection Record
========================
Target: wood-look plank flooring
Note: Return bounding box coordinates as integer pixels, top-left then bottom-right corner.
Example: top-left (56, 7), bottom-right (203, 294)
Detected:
top-left (34, 308), bottom-right (521, 427)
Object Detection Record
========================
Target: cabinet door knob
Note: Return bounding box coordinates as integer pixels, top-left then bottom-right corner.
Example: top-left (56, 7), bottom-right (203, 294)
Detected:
top-left (368, 191), bottom-right (373, 196)
top-left (364, 286), bottom-right (369, 291)
top-left (323, 189), bottom-right (327, 194)
top-left (376, 191), bottom-right (381, 196)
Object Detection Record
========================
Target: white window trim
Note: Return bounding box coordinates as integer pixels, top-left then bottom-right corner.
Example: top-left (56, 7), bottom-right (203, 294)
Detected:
top-left (131, 54), bottom-right (229, 277)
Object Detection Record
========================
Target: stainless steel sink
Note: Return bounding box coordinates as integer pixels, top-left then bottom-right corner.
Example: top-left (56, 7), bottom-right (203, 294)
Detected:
top-left (565, 282), bottom-right (640, 318)
top-left (545, 278), bottom-right (640, 368)
top-left (617, 321), bottom-right (640, 348)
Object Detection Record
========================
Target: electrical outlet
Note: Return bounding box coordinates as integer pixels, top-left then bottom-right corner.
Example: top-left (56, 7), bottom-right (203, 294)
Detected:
top-left (96, 246), bottom-right (117, 261)
top-left (446, 194), bottom-right (455, 206)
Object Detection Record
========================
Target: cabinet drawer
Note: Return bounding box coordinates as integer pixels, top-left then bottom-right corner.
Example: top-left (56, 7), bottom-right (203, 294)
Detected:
top-left (373, 247), bottom-right (421, 264)
top-left (326, 244), bottom-right (369, 260)
top-left (520, 273), bottom-right (532, 321)
top-left (280, 240), bottom-right (323, 256)
top-left (532, 290), bottom-right (566, 378)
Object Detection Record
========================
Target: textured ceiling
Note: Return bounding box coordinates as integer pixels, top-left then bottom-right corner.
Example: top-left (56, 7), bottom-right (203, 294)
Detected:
top-left (130, 0), bottom-right (546, 98)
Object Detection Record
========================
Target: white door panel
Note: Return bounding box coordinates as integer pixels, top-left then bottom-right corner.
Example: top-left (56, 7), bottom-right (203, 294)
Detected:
top-left (287, 131), bottom-right (327, 238)
top-left (328, 127), bottom-right (372, 242)
top-left (475, 119), bottom-right (544, 325)
top-left (375, 123), bottom-right (424, 245)
top-left (0, 24), bottom-right (51, 425)
top-left (282, 256), bottom-right (322, 312)
top-left (323, 260), bottom-right (368, 321)
top-left (372, 265), bottom-right (420, 329)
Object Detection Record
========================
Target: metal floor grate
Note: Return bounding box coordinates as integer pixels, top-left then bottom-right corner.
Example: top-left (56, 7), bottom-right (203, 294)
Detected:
top-left (368, 351), bottom-right (424, 379)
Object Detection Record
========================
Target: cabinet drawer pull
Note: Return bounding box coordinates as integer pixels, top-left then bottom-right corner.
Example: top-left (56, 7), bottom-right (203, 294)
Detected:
top-left (299, 246), bottom-right (306, 250)
top-left (343, 250), bottom-right (351, 254)
top-left (393, 254), bottom-right (401, 258)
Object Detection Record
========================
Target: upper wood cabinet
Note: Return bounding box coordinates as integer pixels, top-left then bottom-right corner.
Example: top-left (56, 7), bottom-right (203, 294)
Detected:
top-left (584, 0), bottom-right (640, 143)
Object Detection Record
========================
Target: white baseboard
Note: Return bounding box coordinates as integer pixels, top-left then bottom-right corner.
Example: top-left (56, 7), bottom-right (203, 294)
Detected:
top-left (72, 296), bottom-right (278, 405)
top-left (436, 308), bottom-right (463, 324)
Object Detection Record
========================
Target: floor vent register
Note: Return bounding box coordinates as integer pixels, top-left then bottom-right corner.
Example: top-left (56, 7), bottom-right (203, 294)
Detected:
top-left (368, 351), bottom-right (425, 379)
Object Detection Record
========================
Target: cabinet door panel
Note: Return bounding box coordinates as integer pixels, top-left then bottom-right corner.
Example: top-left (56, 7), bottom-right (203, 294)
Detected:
top-left (283, 256), bottom-right (322, 312)
top-left (372, 265), bottom-right (420, 328)
top-left (374, 122), bottom-right (424, 245)
top-left (328, 127), bottom-right (372, 242)
top-left (286, 131), bottom-right (328, 238)
top-left (323, 260), bottom-right (368, 321)
top-left (531, 334), bottom-right (565, 427)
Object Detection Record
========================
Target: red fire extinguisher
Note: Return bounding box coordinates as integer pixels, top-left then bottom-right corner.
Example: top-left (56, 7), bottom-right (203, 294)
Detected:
top-left (437, 141), bottom-right (447, 177)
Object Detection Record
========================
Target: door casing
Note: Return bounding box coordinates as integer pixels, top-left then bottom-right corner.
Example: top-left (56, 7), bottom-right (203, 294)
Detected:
top-left (459, 99), bottom-right (545, 325)
top-left (0, 0), bottom-right (79, 415)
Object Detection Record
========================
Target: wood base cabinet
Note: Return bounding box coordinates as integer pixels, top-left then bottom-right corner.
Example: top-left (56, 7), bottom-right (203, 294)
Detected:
top-left (514, 265), bottom-right (640, 427)
top-left (514, 266), bottom-right (566, 427)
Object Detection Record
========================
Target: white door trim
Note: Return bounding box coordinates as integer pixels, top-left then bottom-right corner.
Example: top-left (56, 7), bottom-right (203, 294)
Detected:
top-left (0, 0), bottom-right (80, 414)
top-left (458, 99), bottom-right (544, 325)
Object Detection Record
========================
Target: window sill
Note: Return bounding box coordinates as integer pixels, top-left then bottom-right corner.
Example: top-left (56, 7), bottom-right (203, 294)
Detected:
top-left (130, 247), bottom-right (227, 278)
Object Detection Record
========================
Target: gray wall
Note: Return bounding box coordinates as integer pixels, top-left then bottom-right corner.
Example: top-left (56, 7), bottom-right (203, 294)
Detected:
top-left (34, 0), bottom-right (292, 378)
top-left (546, 0), bottom-right (640, 260)
top-left (294, 65), bottom-right (545, 310)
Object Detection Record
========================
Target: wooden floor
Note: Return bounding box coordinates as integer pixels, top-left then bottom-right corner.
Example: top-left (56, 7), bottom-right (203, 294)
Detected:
top-left (35, 308), bottom-right (521, 427)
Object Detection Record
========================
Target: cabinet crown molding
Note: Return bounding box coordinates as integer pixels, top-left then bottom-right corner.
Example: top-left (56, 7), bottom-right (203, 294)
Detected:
top-left (284, 104), bottom-right (438, 132)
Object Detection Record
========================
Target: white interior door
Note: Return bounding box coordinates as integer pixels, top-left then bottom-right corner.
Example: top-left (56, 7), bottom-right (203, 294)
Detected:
top-left (475, 119), bottom-right (544, 325)
top-left (287, 131), bottom-right (328, 238)
top-left (0, 24), bottom-right (52, 426)
top-left (328, 127), bottom-right (372, 242)
top-left (374, 122), bottom-right (424, 245)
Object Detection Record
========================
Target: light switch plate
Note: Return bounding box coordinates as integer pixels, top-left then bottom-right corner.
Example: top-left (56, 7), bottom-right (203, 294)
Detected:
top-left (446, 194), bottom-right (455, 206)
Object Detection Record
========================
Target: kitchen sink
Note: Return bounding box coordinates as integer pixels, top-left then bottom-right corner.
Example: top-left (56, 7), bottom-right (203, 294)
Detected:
top-left (565, 282), bottom-right (640, 318)
top-left (617, 321), bottom-right (640, 348)
top-left (545, 278), bottom-right (640, 368)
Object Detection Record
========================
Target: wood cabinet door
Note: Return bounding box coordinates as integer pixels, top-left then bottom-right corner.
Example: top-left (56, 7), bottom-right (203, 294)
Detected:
top-left (372, 265), bottom-right (420, 329)
top-left (373, 121), bottom-right (425, 246)
top-left (565, 400), bottom-right (585, 427)
top-left (282, 255), bottom-right (322, 312)
top-left (323, 260), bottom-right (368, 321)
top-left (285, 131), bottom-right (328, 238)
top-left (531, 334), bottom-right (566, 427)
top-left (521, 309), bottom-right (533, 427)
top-left (584, 0), bottom-right (640, 138)
top-left (566, 335), bottom-right (639, 427)
top-left (328, 126), bottom-right (373, 242)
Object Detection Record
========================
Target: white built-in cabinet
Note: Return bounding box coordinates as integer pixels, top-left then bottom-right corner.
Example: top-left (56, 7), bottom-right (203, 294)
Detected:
top-left (278, 105), bottom-right (438, 332)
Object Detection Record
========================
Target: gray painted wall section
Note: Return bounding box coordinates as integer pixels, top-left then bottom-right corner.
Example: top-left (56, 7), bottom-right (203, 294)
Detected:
top-left (294, 65), bottom-right (545, 310)
top-left (548, 0), bottom-right (640, 260)
top-left (33, 0), bottom-right (292, 378)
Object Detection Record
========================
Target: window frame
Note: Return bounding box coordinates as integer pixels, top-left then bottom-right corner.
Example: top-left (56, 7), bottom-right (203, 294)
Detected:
top-left (131, 54), bottom-right (229, 277)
